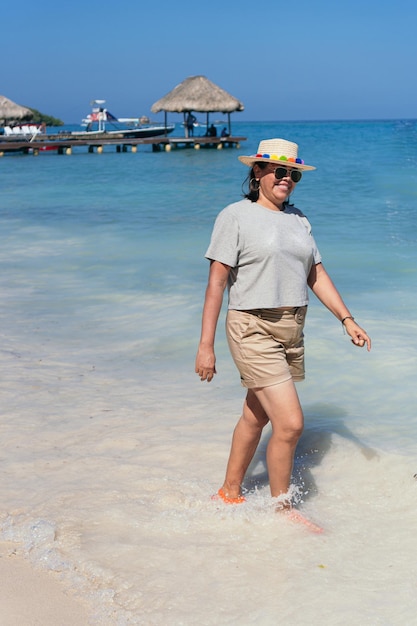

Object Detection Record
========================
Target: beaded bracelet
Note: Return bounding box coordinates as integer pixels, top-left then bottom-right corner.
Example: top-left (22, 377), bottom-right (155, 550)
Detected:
top-left (341, 316), bottom-right (355, 334)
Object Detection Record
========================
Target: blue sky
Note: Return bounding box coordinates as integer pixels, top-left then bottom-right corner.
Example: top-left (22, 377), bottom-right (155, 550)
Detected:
top-left (2, 0), bottom-right (417, 123)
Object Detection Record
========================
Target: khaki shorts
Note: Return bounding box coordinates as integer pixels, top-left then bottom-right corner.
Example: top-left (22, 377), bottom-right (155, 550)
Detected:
top-left (226, 307), bottom-right (307, 388)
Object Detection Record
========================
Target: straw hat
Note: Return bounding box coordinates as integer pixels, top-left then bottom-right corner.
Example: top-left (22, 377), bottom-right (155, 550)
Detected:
top-left (238, 138), bottom-right (315, 171)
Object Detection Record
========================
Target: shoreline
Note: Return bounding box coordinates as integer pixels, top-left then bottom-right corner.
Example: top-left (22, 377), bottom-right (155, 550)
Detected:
top-left (0, 541), bottom-right (95, 626)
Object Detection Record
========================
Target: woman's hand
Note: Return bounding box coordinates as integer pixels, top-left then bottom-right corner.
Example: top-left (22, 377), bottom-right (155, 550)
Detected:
top-left (195, 345), bottom-right (217, 382)
top-left (343, 318), bottom-right (371, 351)
top-left (308, 263), bottom-right (372, 352)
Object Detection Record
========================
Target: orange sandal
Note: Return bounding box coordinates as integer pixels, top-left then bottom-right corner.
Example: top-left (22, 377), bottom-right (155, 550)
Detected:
top-left (284, 509), bottom-right (323, 534)
top-left (212, 487), bottom-right (246, 505)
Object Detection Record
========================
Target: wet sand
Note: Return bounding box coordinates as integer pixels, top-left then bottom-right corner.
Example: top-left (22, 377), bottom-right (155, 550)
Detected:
top-left (0, 541), bottom-right (94, 626)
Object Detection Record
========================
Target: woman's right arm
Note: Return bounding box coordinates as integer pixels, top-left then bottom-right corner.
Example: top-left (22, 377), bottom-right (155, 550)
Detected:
top-left (195, 260), bottom-right (230, 382)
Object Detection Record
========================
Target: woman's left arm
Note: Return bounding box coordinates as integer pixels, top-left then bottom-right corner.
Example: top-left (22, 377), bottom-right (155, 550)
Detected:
top-left (308, 262), bottom-right (371, 351)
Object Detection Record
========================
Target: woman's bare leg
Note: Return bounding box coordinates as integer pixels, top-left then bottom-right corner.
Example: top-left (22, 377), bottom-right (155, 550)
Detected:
top-left (253, 380), bottom-right (304, 499)
top-left (220, 389), bottom-right (269, 498)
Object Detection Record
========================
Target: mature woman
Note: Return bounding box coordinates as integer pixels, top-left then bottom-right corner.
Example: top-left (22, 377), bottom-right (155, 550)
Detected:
top-left (195, 138), bottom-right (371, 511)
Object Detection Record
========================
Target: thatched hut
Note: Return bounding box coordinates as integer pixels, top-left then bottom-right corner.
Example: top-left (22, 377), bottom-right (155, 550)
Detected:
top-left (0, 95), bottom-right (33, 125)
top-left (151, 75), bottom-right (244, 138)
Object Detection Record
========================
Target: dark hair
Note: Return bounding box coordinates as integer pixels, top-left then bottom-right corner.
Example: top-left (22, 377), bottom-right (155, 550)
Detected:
top-left (242, 162), bottom-right (293, 206)
top-left (242, 162), bottom-right (267, 202)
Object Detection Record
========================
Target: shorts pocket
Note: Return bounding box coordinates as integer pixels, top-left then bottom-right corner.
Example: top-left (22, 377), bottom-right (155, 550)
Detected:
top-left (226, 311), bottom-right (255, 345)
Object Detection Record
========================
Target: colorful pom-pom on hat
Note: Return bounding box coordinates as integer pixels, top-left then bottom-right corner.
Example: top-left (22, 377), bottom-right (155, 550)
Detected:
top-left (238, 138), bottom-right (315, 171)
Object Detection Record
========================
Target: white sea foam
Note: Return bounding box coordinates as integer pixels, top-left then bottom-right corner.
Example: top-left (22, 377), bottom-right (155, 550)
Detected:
top-left (1, 434), bottom-right (416, 624)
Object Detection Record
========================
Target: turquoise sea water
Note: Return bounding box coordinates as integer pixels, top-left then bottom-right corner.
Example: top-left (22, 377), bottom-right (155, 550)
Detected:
top-left (1, 120), bottom-right (417, 624)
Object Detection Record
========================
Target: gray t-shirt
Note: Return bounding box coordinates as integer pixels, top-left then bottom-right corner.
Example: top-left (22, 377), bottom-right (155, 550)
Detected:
top-left (205, 198), bottom-right (322, 309)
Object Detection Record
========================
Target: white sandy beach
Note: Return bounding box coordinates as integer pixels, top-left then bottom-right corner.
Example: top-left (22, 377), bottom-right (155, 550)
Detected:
top-left (0, 541), bottom-right (93, 626)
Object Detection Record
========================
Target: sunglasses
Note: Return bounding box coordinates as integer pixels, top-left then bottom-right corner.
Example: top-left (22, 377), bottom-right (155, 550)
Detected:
top-left (273, 167), bottom-right (302, 183)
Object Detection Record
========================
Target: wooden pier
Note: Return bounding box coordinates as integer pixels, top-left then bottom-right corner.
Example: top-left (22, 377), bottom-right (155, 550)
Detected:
top-left (0, 135), bottom-right (246, 156)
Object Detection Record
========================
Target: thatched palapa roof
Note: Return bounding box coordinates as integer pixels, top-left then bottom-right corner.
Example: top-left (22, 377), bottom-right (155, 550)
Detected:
top-left (151, 75), bottom-right (244, 114)
top-left (151, 75), bottom-right (244, 137)
top-left (0, 95), bottom-right (33, 123)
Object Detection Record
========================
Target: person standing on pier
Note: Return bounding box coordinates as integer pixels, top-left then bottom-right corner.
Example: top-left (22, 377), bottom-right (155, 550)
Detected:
top-left (186, 112), bottom-right (197, 137)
